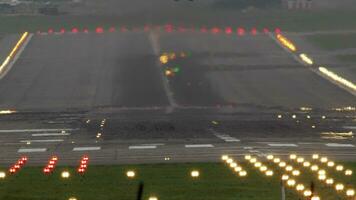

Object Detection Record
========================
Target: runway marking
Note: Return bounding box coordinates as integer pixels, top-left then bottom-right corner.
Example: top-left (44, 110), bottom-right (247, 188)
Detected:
top-left (129, 145), bottom-right (157, 150)
top-left (73, 147), bottom-right (101, 151)
top-left (343, 126), bottom-right (356, 130)
top-left (20, 139), bottom-right (64, 143)
top-left (243, 147), bottom-right (254, 150)
top-left (18, 148), bottom-right (47, 153)
top-left (325, 143), bottom-right (355, 148)
top-left (0, 128), bottom-right (77, 133)
top-left (209, 129), bottom-right (240, 142)
top-left (268, 143), bottom-right (298, 147)
top-left (185, 144), bottom-right (214, 148)
top-left (31, 133), bottom-right (71, 137)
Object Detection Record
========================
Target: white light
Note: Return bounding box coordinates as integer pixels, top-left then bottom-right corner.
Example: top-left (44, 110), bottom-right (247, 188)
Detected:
top-left (234, 166), bottom-right (242, 172)
top-left (230, 162), bottom-right (237, 168)
top-left (296, 184), bottom-right (305, 191)
top-left (239, 171), bottom-right (247, 177)
top-left (297, 157), bottom-right (304, 163)
top-left (244, 155), bottom-right (251, 160)
top-left (345, 169), bottom-right (353, 176)
top-left (326, 178), bottom-right (334, 185)
top-left (227, 159), bottom-right (233, 164)
top-left (320, 157), bottom-right (328, 163)
top-left (319, 66), bottom-right (356, 91)
top-left (221, 155), bottom-right (229, 161)
top-left (318, 170), bottom-right (326, 175)
top-left (346, 189), bottom-right (355, 196)
top-left (336, 165), bottom-right (344, 171)
top-left (0, 172), bottom-right (6, 179)
top-left (260, 166), bottom-right (267, 172)
top-left (327, 161), bottom-right (335, 167)
top-left (254, 162), bottom-right (262, 168)
top-left (303, 162), bottom-right (311, 167)
top-left (311, 165), bottom-right (319, 171)
top-left (265, 170), bottom-right (273, 176)
top-left (279, 162), bottom-right (287, 168)
top-left (304, 190), bottom-right (312, 197)
top-left (311, 196), bottom-right (320, 200)
top-left (250, 158), bottom-right (257, 163)
top-left (290, 154), bottom-right (297, 160)
top-left (300, 53), bottom-right (314, 65)
top-left (273, 158), bottom-right (281, 163)
top-left (318, 174), bottom-right (326, 180)
top-left (149, 196), bottom-right (158, 200)
top-left (336, 183), bottom-right (344, 191)
top-left (127, 171), bottom-right (136, 178)
top-left (191, 170), bottom-right (200, 178)
top-left (282, 174), bottom-right (289, 181)
top-left (266, 155), bottom-right (274, 160)
top-left (312, 154), bottom-right (319, 159)
top-left (61, 171), bottom-right (70, 179)
top-left (287, 179), bottom-right (296, 186)
top-left (286, 166), bottom-right (293, 171)
top-left (292, 170), bottom-right (300, 176)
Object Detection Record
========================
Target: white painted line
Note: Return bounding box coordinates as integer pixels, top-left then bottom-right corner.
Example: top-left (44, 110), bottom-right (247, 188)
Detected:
top-left (0, 128), bottom-right (77, 133)
top-left (268, 143), bottom-right (298, 147)
top-left (185, 144), bottom-right (214, 148)
top-left (32, 133), bottom-right (71, 137)
top-left (343, 126), bottom-right (356, 130)
top-left (210, 129), bottom-right (240, 142)
top-left (243, 147), bottom-right (253, 150)
top-left (325, 143), bottom-right (355, 148)
top-left (20, 139), bottom-right (64, 143)
top-left (73, 147), bottom-right (101, 151)
top-left (129, 145), bottom-right (157, 149)
top-left (18, 148), bottom-right (47, 153)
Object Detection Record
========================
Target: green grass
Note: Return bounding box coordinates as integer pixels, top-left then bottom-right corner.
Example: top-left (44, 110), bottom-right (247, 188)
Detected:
top-left (0, 162), bottom-right (355, 200)
top-left (306, 34), bottom-right (356, 50)
top-left (1, 9), bottom-right (356, 34)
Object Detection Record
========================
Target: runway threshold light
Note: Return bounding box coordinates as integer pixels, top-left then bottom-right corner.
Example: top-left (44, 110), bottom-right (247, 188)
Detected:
top-left (191, 170), bottom-right (200, 178)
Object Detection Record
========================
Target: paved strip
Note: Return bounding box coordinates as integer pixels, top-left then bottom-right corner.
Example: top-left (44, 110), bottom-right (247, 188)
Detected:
top-left (0, 128), bottom-right (77, 133)
top-left (20, 139), bottom-right (64, 143)
top-left (129, 145), bottom-right (157, 149)
top-left (73, 147), bottom-right (101, 151)
top-left (18, 148), bottom-right (47, 153)
top-left (185, 144), bottom-right (214, 148)
top-left (343, 126), bottom-right (356, 130)
top-left (325, 143), bottom-right (355, 147)
top-left (268, 143), bottom-right (298, 147)
top-left (32, 133), bottom-right (71, 137)
top-left (210, 129), bottom-right (240, 142)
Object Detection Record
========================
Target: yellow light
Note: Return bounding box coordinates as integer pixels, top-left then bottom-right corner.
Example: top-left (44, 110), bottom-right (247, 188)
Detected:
top-left (239, 171), bottom-right (247, 177)
top-left (296, 184), bottom-right (305, 191)
top-left (282, 174), bottom-right (289, 181)
top-left (149, 197), bottom-right (158, 200)
top-left (346, 189), bottom-right (355, 197)
top-left (265, 170), bottom-right (273, 176)
top-left (319, 66), bottom-right (356, 91)
top-left (312, 154), bottom-right (319, 159)
top-left (320, 157), bottom-right (328, 163)
top-left (0, 110), bottom-right (16, 114)
top-left (327, 161), bottom-right (335, 167)
top-left (260, 166), bottom-right (267, 172)
top-left (336, 165), bottom-right (344, 171)
top-left (127, 171), bottom-right (136, 178)
top-left (191, 170), bottom-right (200, 178)
top-left (335, 183), bottom-right (344, 191)
top-left (279, 162), bottom-right (287, 168)
top-left (276, 34), bottom-right (297, 52)
top-left (311, 196), bottom-right (320, 200)
top-left (159, 55), bottom-right (169, 64)
top-left (297, 157), bottom-right (304, 163)
top-left (165, 69), bottom-right (173, 76)
top-left (230, 162), bottom-right (237, 168)
top-left (244, 155), bottom-right (252, 160)
top-left (0, 172), bottom-right (6, 179)
top-left (61, 171), bottom-right (70, 179)
top-left (254, 162), bottom-right (262, 168)
top-left (290, 154), bottom-right (297, 160)
top-left (287, 179), bottom-right (296, 187)
top-left (68, 197), bottom-right (77, 200)
top-left (311, 165), bottom-right (319, 171)
top-left (299, 53), bottom-right (314, 65)
top-left (318, 174), bottom-right (326, 180)
top-left (304, 190), bottom-right (312, 197)
top-left (345, 169), bottom-right (353, 176)
top-left (326, 178), bottom-right (334, 185)
top-left (286, 166), bottom-right (293, 172)
top-left (221, 155), bottom-right (229, 161)
top-left (303, 162), bottom-right (311, 167)
top-left (273, 158), bottom-right (281, 163)
top-left (266, 155), bottom-right (274, 160)
top-left (234, 166), bottom-right (242, 172)
top-left (227, 159), bottom-right (233, 164)
top-left (292, 170), bottom-right (300, 176)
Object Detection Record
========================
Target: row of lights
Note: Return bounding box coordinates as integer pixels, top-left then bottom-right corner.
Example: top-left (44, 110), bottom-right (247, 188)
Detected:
top-left (96, 118), bottom-right (106, 139)
top-left (43, 156), bottom-right (59, 174)
top-left (265, 154), bottom-right (319, 199)
top-left (77, 156), bottom-right (89, 174)
top-left (277, 114), bottom-right (326, 119)
top-left (8, 156), bottom-right (28, 175)
top-left (222, 155), bottom-right (247, 177)
top-left (38, 26), bottom-right (282, 36)
top-left (245, 155), bottom-right (274, 177)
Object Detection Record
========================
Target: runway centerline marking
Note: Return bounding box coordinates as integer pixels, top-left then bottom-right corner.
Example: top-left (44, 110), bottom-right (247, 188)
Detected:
top-left (268, 143), bottom-right (298, 147)
top-left (73, 147), bottom-right (101, 151)
top-left (18, 148), bottom-right (47, 153)
top-left (20, 139), bottom-right (64, 143)
top-left (31, 133), bottom-right (71, 137)
top-left (325, 143), bottom-right (355, 148)
top-left (209, 129), bottom-right (240, 142)
top-left (0, 128), bottom-right (77, 133)
top-left (129, 145), bottom-right (157, 150)
top-left (185, 144), bottom-right (214, 148)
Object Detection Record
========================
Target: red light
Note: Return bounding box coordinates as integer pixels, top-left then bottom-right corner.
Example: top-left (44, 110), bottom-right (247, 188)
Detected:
top-left (165, 24), bottom-right (173, 33)
top-left (9, 168), bottom-right (16, 173)
top-left (51, 156), bottom-right (58, 161)
top-left (96, 27), bottom-right (104, 33)
top-left (21, 157), bottom-right (28, 161)
top-left (83, 28), bottom-right (89, 33)
top-left (144, 25), bottom-right (150, 32)
top-left (109, 27), bottom-right (115, 32)
top-left (237, 28), bottom-right (245, 36)
top-left (48, 29), bottom-right (54, 34)
top-left (48, 164), bottom-right (54, 169)
top-left (71, 28), bottom-right (79, 33)
top-left (49, 160), bottom-right (55, 165)
top-left (43, 168), bottom-right (50, 174)
top-left (18, 160), bottom-right (24, 165)
top-left (78, 168), bottom-right (85, 173)
top-left (82, 156), bottom-right (89, 161)
top-left (81, 160), bottom-right (87, 165)
top-left (211, 27), bottom-right (220, 34)
top-left (178, 26), bottom-right (186, 32)
top-left (275, 28), bottom-right (281, 34)
top-left (121, 26), bottom-right (128, 32)
top-left (225, 27), bottom-right (233, 35)
top-left (80, 164), bottom-right (87, 168)
top-left (60, 28), bottom-right (65, 34)
top-left (200, 27), bottom-right (208, 33)
top-left (251, 28), bottom-right (257, 35)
